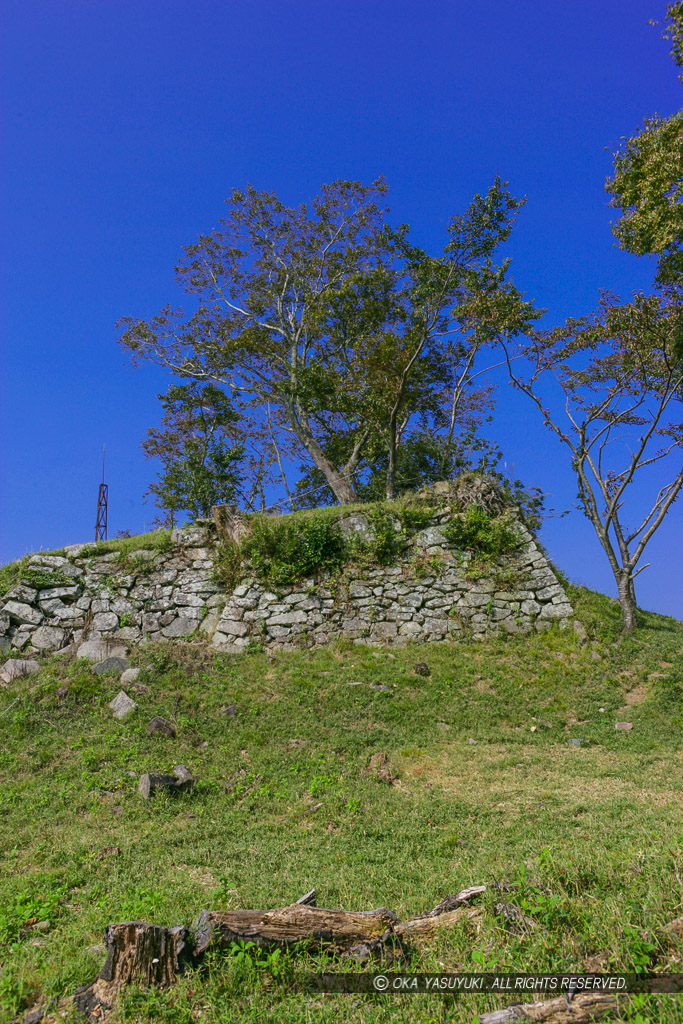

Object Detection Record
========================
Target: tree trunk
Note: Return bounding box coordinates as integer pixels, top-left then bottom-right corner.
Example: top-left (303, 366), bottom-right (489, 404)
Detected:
top-left (74, 921), bottom-right (188, 1017)
top-left (617, 573), bottom-right (638, 633)
top-left (477, 991), bottom-right (618, 1023)
top-left (192, 903), bottom-right (398, 956)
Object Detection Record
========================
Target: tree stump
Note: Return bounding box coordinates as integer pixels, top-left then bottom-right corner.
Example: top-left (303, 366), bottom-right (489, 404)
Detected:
top-left (74, 922), bottom-right (187, 1019)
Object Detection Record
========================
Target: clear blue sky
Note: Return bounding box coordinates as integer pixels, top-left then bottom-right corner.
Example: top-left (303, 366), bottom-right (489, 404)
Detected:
top-left (1, 0), bottom-right (681, 617)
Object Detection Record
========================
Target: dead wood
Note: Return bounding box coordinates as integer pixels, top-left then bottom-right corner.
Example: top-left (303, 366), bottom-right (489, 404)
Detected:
top-left (477, 990), bottom-right (619, 1022)
top-left (191, 903), bottom-right (398, 956)
top-left (395, 904), bottom-right (483, 939)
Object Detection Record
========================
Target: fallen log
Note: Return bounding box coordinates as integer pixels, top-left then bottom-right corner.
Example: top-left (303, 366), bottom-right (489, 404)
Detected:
top-left (395, 904), bottom-right (483, 939)
top-left (192, 903), bottom-right (399, 956)
top-left (68, 884), bottom-right (489, 1020)
top-left (478, 990), bottom-right (619, 1022)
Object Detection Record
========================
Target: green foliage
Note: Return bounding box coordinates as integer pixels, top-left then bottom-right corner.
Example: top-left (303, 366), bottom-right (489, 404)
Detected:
top-left (239, 514), bottom-right (347, 589)
top-left (444, 505), bottom-right (519, 557)
top-left (0, 558), bottom-right (69, 597)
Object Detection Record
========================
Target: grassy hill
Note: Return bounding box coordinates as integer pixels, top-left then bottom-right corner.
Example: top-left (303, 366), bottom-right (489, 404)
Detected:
top-left (1, 585), bottom-right (682, 1022)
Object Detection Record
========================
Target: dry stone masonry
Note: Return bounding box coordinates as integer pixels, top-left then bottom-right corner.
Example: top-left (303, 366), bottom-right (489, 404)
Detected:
top-left (0, 508), bottom-right (573, 656)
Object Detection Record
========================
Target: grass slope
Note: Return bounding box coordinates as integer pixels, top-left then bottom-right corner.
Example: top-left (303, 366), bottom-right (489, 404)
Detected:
top-left (1, 587), bottom-right (682, 1023)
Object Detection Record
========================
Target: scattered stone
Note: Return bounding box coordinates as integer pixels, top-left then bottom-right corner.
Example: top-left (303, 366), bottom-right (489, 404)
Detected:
top-left (661, 916), bottom-right (683, 937)
top-left (129, 681), bottom-right (150, 695)
top-left (590, 651), bottom-right (602, 662)
top-left (573, 619), bottom-right (588, 643)
top-left (24, 1006), bottom-right (46, 1024)
top-left (615, 721), bottom-right (633, 731)
top-left (468, 738), bottom-right (477, 744)
top-left (437, 721), bottom-right (451, 731)
top-left (120, 667), bottom-right (141, 686)
top-left (0, 658), bottom-right (40, 684)
top-left (147, 716), bottom-right (176, 737)
top-left (370, 684), bottom-right (392, 692)
top-left (570, 738), bottom-right (586, 747)
top-left (414, 662), bottom-right (431, 677)
top-left (138, 772), bottom-right (181, 799)
top-left (223, 703), bottom-right (238, 718)
top-left (172, 764), bottom-right (195, 792)
top-left (367, 751), bottom-right (395, 784)
top-left (92, 656), bottom-right (130, 676)
top-left (599, 707), bottom-right (606, 713)
top-left (77, 639), bottom-right (128, 663)
top-left (109, 691), bottom-right (136, 720)
top-left (199, 741), bottom-right (209, 750)
top-left (347, 680), bottom-right (363, 687)
top-left (96, 846), bottom-right (121, 860)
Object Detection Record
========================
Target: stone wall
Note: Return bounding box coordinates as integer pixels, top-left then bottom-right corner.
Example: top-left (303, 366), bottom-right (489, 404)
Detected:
top-left (0, 526), bottom-right (222, 655)
top-left (0, 513), bottom-right (573, 656)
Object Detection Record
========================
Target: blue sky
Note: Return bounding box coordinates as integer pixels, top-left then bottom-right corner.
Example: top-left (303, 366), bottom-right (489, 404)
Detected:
top-left (1, 0), bottom-right (681, 617)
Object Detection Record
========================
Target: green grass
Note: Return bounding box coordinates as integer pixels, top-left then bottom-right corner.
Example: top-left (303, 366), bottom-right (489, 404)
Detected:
top-left (0, 586), bottom-right (682, 1022)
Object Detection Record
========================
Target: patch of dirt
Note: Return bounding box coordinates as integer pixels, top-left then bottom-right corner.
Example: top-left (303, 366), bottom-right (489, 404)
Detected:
top-left (624, 683), bottom-right (648, 707)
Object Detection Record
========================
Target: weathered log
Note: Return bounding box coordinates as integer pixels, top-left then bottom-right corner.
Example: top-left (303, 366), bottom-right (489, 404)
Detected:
top-left (74, 921), bottom-right (187, 1018)
top-left (424, 885), bottom-right (487, 917)
top-left (192, 902), bottom-right (398, 956)
top-left (478, 990), bottom-right (619, 1022)
top-left (395, 904), bottom-right (483, 939)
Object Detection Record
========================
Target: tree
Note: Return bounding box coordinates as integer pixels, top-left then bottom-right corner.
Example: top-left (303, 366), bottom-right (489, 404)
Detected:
top-left (119, 180), bottom-right (391, 505)
top-left (503, 293), bottom-right (683, 632)
top-left (605, 4), bottom-right (683, 303)
top-left (142, 383), bottom-right (244, 525)
top-left (329, 178), bottom-right (539, 499)
top-left (118, 178), bottom-right (534, 507)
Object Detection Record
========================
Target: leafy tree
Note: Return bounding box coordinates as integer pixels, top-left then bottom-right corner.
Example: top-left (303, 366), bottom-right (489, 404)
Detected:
top-left (605, 4), bottom-right (683, 304)
top-left (118, 178), bottom-right (534, 506)
top-left (503, 293), bottom-right (683, 632)
top-left (119, 180), bottom-right (391, 505)
top-left (143, 383), bottom-right (244, 525)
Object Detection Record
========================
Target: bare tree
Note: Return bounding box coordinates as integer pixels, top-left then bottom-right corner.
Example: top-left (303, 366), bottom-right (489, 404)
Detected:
top-left (503, 293), bottom-right (683, 632)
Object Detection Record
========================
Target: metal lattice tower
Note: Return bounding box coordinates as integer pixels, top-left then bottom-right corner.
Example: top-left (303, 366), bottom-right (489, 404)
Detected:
top-left (95, 445), bottom-right (108, 541)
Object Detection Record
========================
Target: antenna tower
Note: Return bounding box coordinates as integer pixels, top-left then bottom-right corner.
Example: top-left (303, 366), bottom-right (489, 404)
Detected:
top-left (95, 445), bottom-right (108, 541)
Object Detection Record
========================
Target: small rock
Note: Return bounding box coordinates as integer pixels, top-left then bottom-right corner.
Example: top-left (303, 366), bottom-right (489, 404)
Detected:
top-left (414, 662), bottom-right (431, 677)
top-left (138, 772), bottom-right (178, 799)
top-left (120, 667), bottom-right (141, 686)
top-left (599, 707), bottom-right (606, 713)
top-left (468, 738), bottom-right (477, 744)
top-left (573, 619), bottom-right (588, 643)
top-left (109, 691), bottom-right (136, 720)
top-left (92, 656), bottom-right (131, 676)
top-left (437, 721), bottom-right (451, 731)
top-left (223, 703), bottom-right (238, 718)
top-left (96, 846), bottom-right (121, 860)
top-left (370, 684), bottom-right (392, 692)
top-left (367, 751), bottom-right (395, 784)
top-left (129, 681), bottom-right (150, 695)
top-left (147, 716), bottom-right (176, 737)
top-left (538, 719), bottom-right (552, 728)
top-left (0, 658), bottom-right (40, 684)
top-left (615, 721), bottom-right (633, 731)
top-left (24, 1007), bottom-right (46, 1024)
top-left (590, 651), bottom-right (602, 662)
top-left (199, 741), bottom-right (209, 750)
top-left (347, 680), bottom-right (363, 687)
top-left (570, 738), bottom-right (586, 747)
top-left (127, 770), bottom-right (136, 778)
